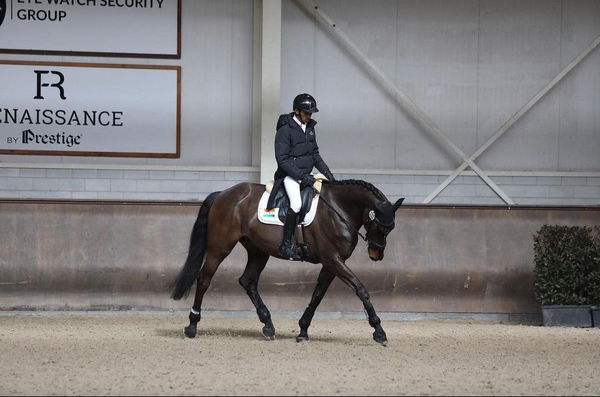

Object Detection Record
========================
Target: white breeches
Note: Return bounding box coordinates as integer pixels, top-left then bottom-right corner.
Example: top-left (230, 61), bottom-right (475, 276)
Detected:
top-left (283, 176), bottom-right (302, 213)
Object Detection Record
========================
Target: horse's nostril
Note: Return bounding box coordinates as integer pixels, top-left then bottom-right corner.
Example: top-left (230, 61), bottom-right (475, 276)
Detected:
top-left (368, 247), bottom-right (382, 260)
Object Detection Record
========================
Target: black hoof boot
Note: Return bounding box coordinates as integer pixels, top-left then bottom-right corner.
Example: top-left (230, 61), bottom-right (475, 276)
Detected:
top-left (184, 311), bottom-right (201, 338)
top-left (184, 324), bottom-right (197, 338)
top-left (262, 326), bottom-right (276, 340)
top-left (373, 329), bottom-right (388, 346)
top-left (296, 333), bottom-right (309, 343)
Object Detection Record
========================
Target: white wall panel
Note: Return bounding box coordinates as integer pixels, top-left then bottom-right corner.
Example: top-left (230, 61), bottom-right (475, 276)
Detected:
top-left (476, 0), bottom-right (562, 171)
top-left (280, 0), bottom-right (317, 118)
top-left (393, 0), bottom-right (479, 169)
top-left (229, 0), bottom-right (255, 166)
top-left (182, 0), bottom-right (253, 167)
top-left (314, 0), bottom-right (398, 169)
top-left (558, 0), bottom-right (600, 171)
top-left (282, 0), bottom-right (599, 174)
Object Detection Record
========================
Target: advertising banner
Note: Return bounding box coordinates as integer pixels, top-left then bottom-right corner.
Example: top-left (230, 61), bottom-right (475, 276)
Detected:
top-left (0, 0), bottom-right (180, 58)
top-left (0, 60), bottom-right (180, 157)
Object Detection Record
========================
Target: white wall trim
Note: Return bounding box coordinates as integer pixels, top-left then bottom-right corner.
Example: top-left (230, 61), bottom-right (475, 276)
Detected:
top-left (0, 163), bottom-right (259, 172)
top-left (0, 162), bottom-right (598, 177)
top-left (336, 169), bottom-right (600, 177)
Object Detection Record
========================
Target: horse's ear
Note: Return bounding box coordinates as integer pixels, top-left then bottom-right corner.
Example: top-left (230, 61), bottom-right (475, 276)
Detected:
top-left (393, 198), bottom-right (405, 212)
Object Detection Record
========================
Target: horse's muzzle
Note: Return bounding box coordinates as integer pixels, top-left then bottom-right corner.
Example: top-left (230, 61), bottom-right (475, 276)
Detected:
top-left (368, 245), bottom-right (384, 261)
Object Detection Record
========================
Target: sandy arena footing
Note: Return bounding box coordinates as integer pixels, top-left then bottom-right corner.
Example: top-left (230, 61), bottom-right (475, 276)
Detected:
top-left (0, 312), bottom-right (599, 396)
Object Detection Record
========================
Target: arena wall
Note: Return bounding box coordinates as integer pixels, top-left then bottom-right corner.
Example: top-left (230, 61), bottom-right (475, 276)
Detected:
top-left (2, 199), bottom-right (598, 320)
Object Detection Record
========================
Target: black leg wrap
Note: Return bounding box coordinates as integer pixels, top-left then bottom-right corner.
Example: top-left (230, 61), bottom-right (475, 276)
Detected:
top-left (299, 306), bottom-right (316, 331)
top-left (189, 311), bottom-right (202, 324)
top-left (296, 305), bottom-right (316, 342)
top-left (184, 310), bottom-right (201, 339)
top-left (257, 306), bottom-right (271, 324)
top-left (354, 283), bottom-right (388, 345)
top-left (368, 314), bottom-right (381, 328)
top-left (257, 306), bottom-right (275, 340)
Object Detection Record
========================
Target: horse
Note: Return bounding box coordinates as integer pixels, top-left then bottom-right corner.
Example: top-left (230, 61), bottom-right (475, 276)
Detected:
top-left (171, 179), bottom-right (404, 345)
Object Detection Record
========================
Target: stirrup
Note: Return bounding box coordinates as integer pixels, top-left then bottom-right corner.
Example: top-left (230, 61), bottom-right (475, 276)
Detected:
top-left (279, 242), bottom-right (302, 261)
top-left (297, 243), bottom-right (310, 259)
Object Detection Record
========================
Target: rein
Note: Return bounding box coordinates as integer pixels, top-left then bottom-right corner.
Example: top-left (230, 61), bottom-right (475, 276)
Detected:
top-left (315, 189), bottom-right (368, 242)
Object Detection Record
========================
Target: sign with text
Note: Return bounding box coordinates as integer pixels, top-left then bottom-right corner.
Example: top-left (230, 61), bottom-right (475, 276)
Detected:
top-left (0, 60), bottom-right (180, 157)
top-left (0, 0), bottom-right (180, 58)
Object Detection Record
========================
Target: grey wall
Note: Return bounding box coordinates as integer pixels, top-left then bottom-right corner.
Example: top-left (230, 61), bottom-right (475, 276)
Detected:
top-left (0, 0), bottom-right (599, 205)
top-left (0, 200), bottom-right (600, 317)
top-left (2, 200), bottom-right (598, 318)
top-left (281, 0), bottom-right (600, 172)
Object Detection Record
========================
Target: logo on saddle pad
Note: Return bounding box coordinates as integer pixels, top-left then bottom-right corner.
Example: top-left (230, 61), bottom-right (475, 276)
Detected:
top-left (263, 208), bottom-right (276, 218)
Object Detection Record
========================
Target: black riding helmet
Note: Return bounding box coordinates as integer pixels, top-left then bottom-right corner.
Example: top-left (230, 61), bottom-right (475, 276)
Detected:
top-left (293, 93), bottom-right (319, 113)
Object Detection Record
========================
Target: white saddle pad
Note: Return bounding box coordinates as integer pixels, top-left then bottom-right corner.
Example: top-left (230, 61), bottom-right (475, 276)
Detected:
top-left (257, 190), bottom-right (320, 226)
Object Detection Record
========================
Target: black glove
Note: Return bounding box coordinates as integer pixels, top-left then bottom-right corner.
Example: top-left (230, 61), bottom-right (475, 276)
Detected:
top-left (300, 174), bottom-right (316, 189)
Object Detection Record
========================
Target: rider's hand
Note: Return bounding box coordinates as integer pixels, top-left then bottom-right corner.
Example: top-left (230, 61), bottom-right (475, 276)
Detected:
top-left (300, 174), bottom-right (316, 189)
top-left (324, 170), bottom-right (336, 182)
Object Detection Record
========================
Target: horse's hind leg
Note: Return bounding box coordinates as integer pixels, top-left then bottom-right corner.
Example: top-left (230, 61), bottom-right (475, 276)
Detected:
top-left (296, 267), bottom-right (335, 342)
top-left (184, 244), bottom-right (235, 338)
top-left (238, 242), bottom-right (274, 339)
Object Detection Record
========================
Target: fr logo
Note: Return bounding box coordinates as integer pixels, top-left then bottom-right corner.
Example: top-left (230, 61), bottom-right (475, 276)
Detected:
top-left (34, 70), bottom-right (67, 100)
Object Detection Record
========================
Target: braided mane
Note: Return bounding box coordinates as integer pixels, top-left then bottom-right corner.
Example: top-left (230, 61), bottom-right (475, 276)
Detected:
top-left (327, 179), bottom-right (388, 202)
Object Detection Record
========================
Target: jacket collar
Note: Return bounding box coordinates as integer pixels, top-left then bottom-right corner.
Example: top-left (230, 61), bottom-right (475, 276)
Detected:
top-left (287, 112), bottom-right (316, 131)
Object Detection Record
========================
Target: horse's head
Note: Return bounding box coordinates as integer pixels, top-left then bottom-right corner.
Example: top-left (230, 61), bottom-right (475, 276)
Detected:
top-left (364, 198), bottom-right (404, 261)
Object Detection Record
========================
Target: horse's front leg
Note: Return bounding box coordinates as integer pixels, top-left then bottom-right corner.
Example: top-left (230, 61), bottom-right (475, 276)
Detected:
top-left (297, 267), bottom-right (335, 342)
top-left (328, 260), bottom-right (387, 345)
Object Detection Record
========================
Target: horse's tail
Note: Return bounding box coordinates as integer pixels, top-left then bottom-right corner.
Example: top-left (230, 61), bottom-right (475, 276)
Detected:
top-left (171, 191), bottom-right (221, 300)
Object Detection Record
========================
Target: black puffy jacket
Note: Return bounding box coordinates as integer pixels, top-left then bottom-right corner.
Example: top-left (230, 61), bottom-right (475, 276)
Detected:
top-left (273, 113), bottom-right (333, 181)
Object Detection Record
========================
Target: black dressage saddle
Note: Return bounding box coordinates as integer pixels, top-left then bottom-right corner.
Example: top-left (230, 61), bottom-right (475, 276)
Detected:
top-left (268, 185), bottom-right (316, 224)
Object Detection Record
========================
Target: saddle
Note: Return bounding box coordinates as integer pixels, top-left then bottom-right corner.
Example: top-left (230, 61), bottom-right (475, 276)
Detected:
top-left (270, 184), bottom-right (314, 223)
top-left (257, 174), bottom-right (326, 226)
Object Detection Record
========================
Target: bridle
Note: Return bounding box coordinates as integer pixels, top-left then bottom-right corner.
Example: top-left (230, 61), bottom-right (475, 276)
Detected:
top-left (364, 210), bottom-right (394, 249)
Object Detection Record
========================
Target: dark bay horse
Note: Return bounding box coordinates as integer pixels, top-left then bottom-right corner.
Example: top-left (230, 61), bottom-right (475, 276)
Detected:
top-left (171, 179), bottom-right (404, 345)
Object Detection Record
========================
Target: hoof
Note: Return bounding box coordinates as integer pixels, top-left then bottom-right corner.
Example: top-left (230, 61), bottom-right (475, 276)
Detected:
top-left (184, 325), bottom-right (197, 338)
top-left (373, 330), bottom-right (387, 346)
top-left (296, 334), bottom-right (309, 343)
top-left (262, 326), bottom-right (275, 340)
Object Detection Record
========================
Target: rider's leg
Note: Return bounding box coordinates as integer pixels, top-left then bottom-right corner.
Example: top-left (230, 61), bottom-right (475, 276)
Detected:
top-left (284, 176), bottom-right (302, 214)
top-left (279, 176), bottom-right (302, 260)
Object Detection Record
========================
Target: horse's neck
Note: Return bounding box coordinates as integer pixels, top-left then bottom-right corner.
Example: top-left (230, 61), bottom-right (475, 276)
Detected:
top-left (327, 185), bottom-right (374, 226)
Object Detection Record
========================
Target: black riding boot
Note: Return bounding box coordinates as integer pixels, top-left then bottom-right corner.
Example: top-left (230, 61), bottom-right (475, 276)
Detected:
top-left (279, 209), bottom-right (302, 261)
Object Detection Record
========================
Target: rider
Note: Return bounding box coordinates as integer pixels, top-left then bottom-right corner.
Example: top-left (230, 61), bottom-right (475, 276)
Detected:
top-left (270, 93), bottom-right (335, 260)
